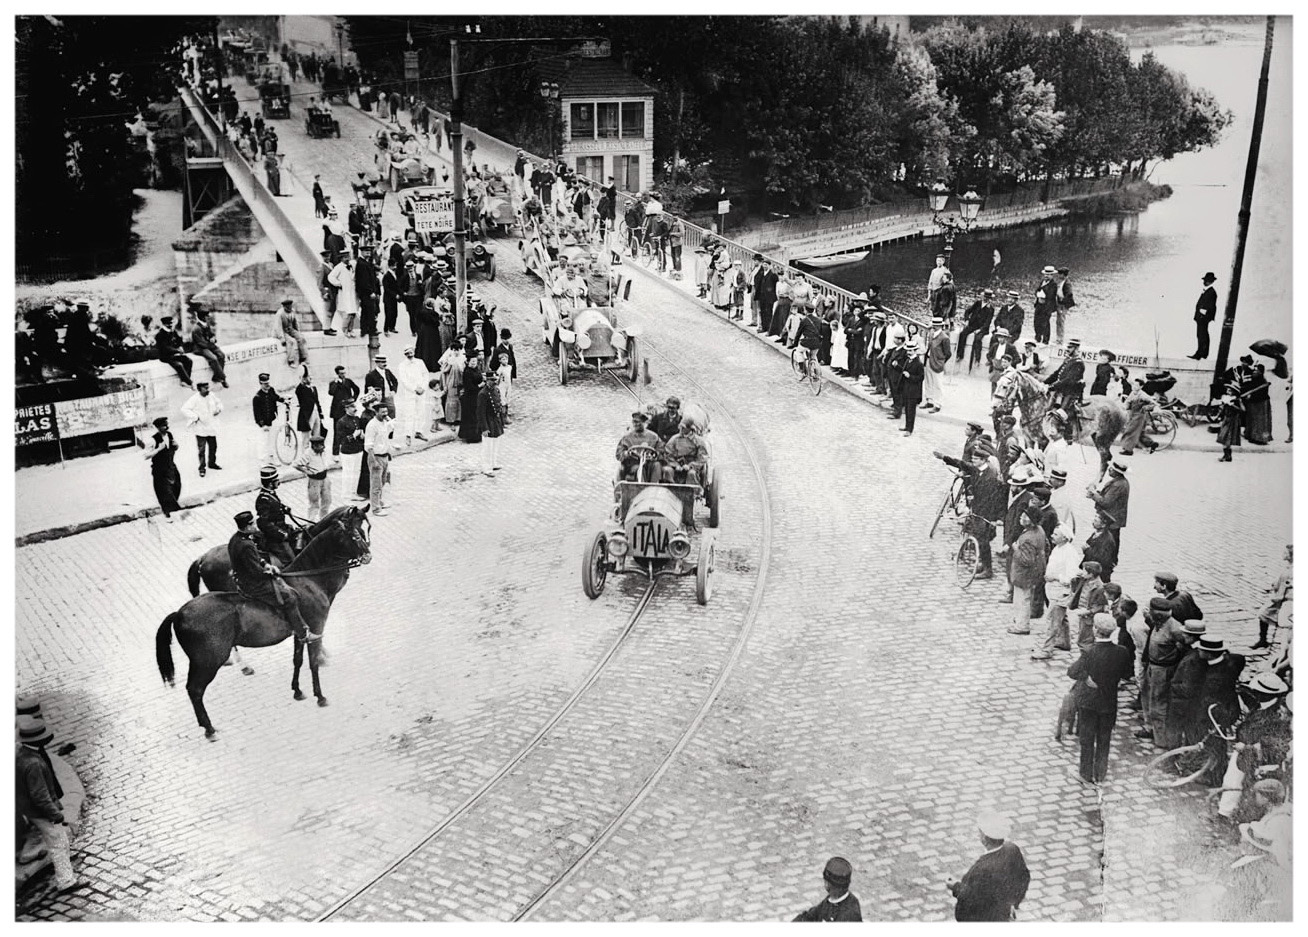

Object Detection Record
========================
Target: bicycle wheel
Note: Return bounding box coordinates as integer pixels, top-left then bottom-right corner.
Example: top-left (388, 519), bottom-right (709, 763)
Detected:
top-left (807, 357), bottom-right (823, 396)
top-left (275, 424), bottom-right (299, 465)
top-left (928, 485), bottom-right (955, 539)
top-left (954, 535), bottom-right (981, 589)
top-left (1142, 743), bottom-right (1217, 789)
top-left (1149, 410), bottom-right (1177, 450)
top-left (790, 348), bottom-right (806, 377)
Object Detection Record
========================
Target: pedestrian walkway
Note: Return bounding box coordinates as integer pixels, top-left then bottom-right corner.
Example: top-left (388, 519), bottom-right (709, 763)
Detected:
top-left (15, 417), bottom-right (453, 544)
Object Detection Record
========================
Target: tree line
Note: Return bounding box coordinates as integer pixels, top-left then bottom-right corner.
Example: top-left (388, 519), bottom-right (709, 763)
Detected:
top-left (345, 16), bottom-right (1231, 213)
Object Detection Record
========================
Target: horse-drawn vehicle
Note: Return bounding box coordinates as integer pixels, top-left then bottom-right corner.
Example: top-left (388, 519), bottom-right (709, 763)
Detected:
top-left (321, 63), bottom-right (350, 104)
top-left (582, 438), bottom-right (721, 605)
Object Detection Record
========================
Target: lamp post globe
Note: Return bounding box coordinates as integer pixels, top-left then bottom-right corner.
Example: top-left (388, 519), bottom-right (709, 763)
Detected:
top-left (959, 188), bottom-right (983, 225)
top-left (928, 179), bottom-right (951, 215)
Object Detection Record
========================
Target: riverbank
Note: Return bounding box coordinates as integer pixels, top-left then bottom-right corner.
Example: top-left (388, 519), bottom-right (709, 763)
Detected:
top-left (1062, 182), bottom-right (1172, 218)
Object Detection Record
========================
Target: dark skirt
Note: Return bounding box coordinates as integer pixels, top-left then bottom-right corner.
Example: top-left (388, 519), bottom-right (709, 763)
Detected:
top-left (1216, 410), bottom-right (1243, 448)
top-left (1247, 397), bottom-right (1274, 444)
top-left (769, 298), bottom-right (791, 336)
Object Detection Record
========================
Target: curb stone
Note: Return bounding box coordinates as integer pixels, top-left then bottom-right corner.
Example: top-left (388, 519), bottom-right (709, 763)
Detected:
top-left (15, 430), bottom-right (455, 548)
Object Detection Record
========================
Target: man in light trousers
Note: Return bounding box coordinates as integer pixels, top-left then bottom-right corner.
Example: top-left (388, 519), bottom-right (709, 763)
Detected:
top-left (294, 433), bottom-right (333, 521)
top-left (364, 405), bottom-right (395, 516)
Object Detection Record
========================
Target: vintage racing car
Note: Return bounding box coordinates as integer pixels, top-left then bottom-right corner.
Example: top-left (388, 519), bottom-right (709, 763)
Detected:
top-left (305, 108), bottom-right (340, 139)
top-left (478, 174), bottom-right (516, 236)
top-left (582, 443), bottom-right (722, 604)
top-left (541, 298), bottom-right (640, 386)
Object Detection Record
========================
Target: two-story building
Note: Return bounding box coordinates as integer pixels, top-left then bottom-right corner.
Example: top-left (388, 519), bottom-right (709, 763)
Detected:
top-left (541, 47), bottom-right (656, 194)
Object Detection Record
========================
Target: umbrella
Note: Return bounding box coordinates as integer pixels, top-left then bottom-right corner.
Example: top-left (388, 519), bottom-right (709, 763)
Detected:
top-left (1250, 339), bottom-right (1289, 378)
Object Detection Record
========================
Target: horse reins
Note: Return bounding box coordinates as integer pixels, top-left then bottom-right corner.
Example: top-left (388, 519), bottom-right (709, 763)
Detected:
top-left (277, 555), bottom-right (370, 577)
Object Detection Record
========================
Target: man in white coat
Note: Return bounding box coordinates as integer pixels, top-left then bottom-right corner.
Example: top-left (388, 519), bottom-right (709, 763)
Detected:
top-left (179, 381), bottom-right (223, 477)
top-left (394, 346), bottom-right (431, 447)
top-left (327, 255), bottom-right (358, 336)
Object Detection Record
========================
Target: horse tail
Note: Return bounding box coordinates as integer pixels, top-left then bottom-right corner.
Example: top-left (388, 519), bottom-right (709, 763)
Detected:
top-left (157, 612), bottom-right (181, 687)
top-left (187, 559), bottom-right (203, 598)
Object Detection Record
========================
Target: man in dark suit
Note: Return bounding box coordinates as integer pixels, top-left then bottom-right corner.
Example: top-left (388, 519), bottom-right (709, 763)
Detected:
top-left (154, 317), bottom-right (194, 386)
top-left (1087, 459), bottom-right (1130, 552)
top-left (327, 365), bottom-right (360, 461)
top-left (948, 811), bottom-right (1030, 921)
top-left (1067, 614), bottom-right (1135, 783)
top-left (994, 290), bottom-right (1025, 343)
top-left (751, 256), bottom-right (778, 331)
top-left (956, 288), bottom-right (996, 369)
top-left (1189, 271), bottom-right (1218, 359)
top-left (365, 354), bottom-right (399, 412)
top-left (1044, 339), bottom-right (1086, 412)
top-left (933, 440), bottom-right (1005, 579)
top-left (1153, 571), bottom-right (1204, 624)
top-left (884, 334), bottom-right (910, 420)
top-left (900, 337), bottom-right (926, 436)
top-left (793, 856), bottom-right (862, 922)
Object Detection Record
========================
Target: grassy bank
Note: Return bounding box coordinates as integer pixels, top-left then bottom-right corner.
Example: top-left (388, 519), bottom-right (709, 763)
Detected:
top-left (1061, 181), bottom-right (1173, 218)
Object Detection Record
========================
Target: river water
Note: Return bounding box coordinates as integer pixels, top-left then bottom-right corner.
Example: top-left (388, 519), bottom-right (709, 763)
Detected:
top-left (820, 21), bottom-right (1292, 362)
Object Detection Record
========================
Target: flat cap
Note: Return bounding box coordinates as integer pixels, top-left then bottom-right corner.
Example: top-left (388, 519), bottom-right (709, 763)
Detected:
top-left (1148, 596), bottom-right (1173, 613)
top-left (822, 857), bottom-right (852, 886)
top-left (1154, 572), bottom-right (1179, 588)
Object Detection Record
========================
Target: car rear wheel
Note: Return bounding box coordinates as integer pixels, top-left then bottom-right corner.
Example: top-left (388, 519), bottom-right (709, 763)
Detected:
top-left (706, 467), bottom-right (722, 529)
top-left (582, 532), bottom-right (608, 599)
top-left (559, 349), bottom-right (569, 385)
top-left (695, 538), bottom-right (715, 605)
top-left (627, 338), bottom-right (641, 382)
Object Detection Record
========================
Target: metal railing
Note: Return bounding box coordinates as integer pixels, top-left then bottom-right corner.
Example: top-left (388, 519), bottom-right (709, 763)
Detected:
top-left (179, 85), bottom-right (329, 326)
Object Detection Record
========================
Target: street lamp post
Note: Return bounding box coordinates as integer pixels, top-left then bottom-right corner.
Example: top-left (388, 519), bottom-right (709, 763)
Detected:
top-left (363, 187), bottom-right (386, 367)
top-left (539, 80), bottom-right (560, 159)
top-left (928, 180), bottom-right (983, 267)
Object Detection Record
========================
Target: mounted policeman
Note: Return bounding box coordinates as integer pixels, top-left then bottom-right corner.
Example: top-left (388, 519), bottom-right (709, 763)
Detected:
top-left (255, 465), bottom-right (307, 564)
top-left (228, 510), bottom-right (316, 645)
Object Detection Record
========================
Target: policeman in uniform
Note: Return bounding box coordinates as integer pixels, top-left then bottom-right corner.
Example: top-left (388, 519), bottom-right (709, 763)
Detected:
top-left (1045, 338), bottom-right (1086, 417)
top-left (616, 411), bottom-right (663, 484)
top-left (228, 511), bottom-right (315, 643)
top-left (255, 466), bottom-right (302, 565)
top-left (661, 418), bottom-right (709, 489)
top-left (793, 856), bottom-right (862, 922)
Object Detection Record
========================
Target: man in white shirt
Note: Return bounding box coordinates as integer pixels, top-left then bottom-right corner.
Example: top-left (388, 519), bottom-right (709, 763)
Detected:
top-left (1031, 525), bottom-right (1083, 659)
top-left (927, 253), bottom-right (950, 301)
top-left (551, 261), bottom-right (589, 308)
top-left (180, 381), bottom-right (223, 478)
top-left (394, 347), bottom-right (431, 447)
top-left (363, 405), bottom-right (395, 515)
top-left (1046, 467), bottom-right (1080, 541)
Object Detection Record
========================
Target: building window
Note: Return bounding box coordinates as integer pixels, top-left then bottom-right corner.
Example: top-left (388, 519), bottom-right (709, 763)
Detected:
top-left (621, 102), bottom-right (645, 139)
top-left (570, 103), bottom-right (594, 140)
top-left (597, 103), bottom-right (620, 139)
top-left (620, 154), bottom-right (641, 192)
top-left (577, 156), bottom-right (603, 181)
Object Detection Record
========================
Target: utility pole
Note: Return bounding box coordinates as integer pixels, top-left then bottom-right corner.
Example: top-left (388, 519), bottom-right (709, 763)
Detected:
top-left (335, 20), bottom-right (344, 67)
top-left (450, 31), bottom-right (471, 333)
top-left (1210, 15), bottom-right (1275, 400)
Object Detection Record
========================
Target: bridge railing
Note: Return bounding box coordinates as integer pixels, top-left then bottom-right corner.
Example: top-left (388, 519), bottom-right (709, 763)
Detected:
top-left (416, 104), bottom-right (926, 332)
top-left (179, 84), bottom-right (329, 326)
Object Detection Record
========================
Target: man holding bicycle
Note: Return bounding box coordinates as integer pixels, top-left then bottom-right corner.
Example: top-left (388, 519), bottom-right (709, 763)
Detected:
top-left (933, 443), bottom-right (1005, 579)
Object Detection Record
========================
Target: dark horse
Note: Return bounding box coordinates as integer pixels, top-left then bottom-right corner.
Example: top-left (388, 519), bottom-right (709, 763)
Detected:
top-left (156, 505), bottom-right (371, 738)
top-left (185, 508), bottom-right (356, 596)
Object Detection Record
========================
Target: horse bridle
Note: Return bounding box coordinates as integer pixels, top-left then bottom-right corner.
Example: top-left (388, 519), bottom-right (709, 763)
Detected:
top-left (277, 516), bottom-right (372, 577)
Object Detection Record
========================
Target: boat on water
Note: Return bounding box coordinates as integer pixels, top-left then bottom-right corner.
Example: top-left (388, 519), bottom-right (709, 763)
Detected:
top-left (796, 250), bottom-right (870, 269)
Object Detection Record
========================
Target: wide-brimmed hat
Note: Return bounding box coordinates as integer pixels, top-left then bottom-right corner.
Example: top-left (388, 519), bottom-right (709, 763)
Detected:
top-left (1182, 621), bottom-right (1207, 636)
top-left (17, 716), bottom-right (53, 747)
top-left (1247, 672), bottom-right (1288, 696)
top-left (1198, 636), bottom-right (1227, 653)
top-left (1042, 265), bottom-right (1058, 275)
top-left (1109, 458), bottom-right (1129, 475)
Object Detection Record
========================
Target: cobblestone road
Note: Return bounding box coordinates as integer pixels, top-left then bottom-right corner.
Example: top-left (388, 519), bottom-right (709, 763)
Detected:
top-left (15, 90), bottom-right (1293, 921)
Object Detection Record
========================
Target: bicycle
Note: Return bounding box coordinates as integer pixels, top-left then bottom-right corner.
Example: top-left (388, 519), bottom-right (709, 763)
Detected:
top-left (1142, 703), bottom-right (1242, 789)
top-left (1144, 407), bottom-right (1178, 450)
top-left (790, 345), bottom-right (823, 396)
top-left (273, 398), bottom-right (299, 466)
top-left (954, 514), bottom-right (998, 589)
top-left (1158, 393), bottom-right (1222, 428)
top-left (929, 470), bottom-right (970, 539)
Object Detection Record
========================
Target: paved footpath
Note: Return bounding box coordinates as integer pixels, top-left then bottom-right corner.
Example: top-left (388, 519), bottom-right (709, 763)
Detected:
top-left (15, 88), bottom-right (1293, 922)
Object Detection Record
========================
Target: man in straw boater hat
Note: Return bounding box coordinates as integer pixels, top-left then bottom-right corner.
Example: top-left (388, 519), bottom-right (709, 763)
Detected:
top-left (17, 715), bottom-right (86, 892)
top-left (947, 809), bottom-right (1030, 921)
top-left (293, 431), bottom-right (332, 522)
top-left (793, 856), bottom-right (862, 922)
top-left (1086, 456), bottom-right (1130, 551)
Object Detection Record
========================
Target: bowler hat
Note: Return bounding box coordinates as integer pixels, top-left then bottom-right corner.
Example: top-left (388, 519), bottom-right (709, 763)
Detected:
top-left (1202, 272), bottom-right (1217, 284)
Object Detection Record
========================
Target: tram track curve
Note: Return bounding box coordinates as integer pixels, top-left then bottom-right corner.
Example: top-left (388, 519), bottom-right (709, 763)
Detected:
top-left (317, 280), bottom-right (775, 922)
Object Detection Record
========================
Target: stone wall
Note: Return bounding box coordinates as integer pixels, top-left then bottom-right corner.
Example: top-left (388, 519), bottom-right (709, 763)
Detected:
top-left (172, 196), bottom-right (266, 309)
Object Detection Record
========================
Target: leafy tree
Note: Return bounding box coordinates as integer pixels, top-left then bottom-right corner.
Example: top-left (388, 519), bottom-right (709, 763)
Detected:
top-left (16, 15), bottom-right (214, 272)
